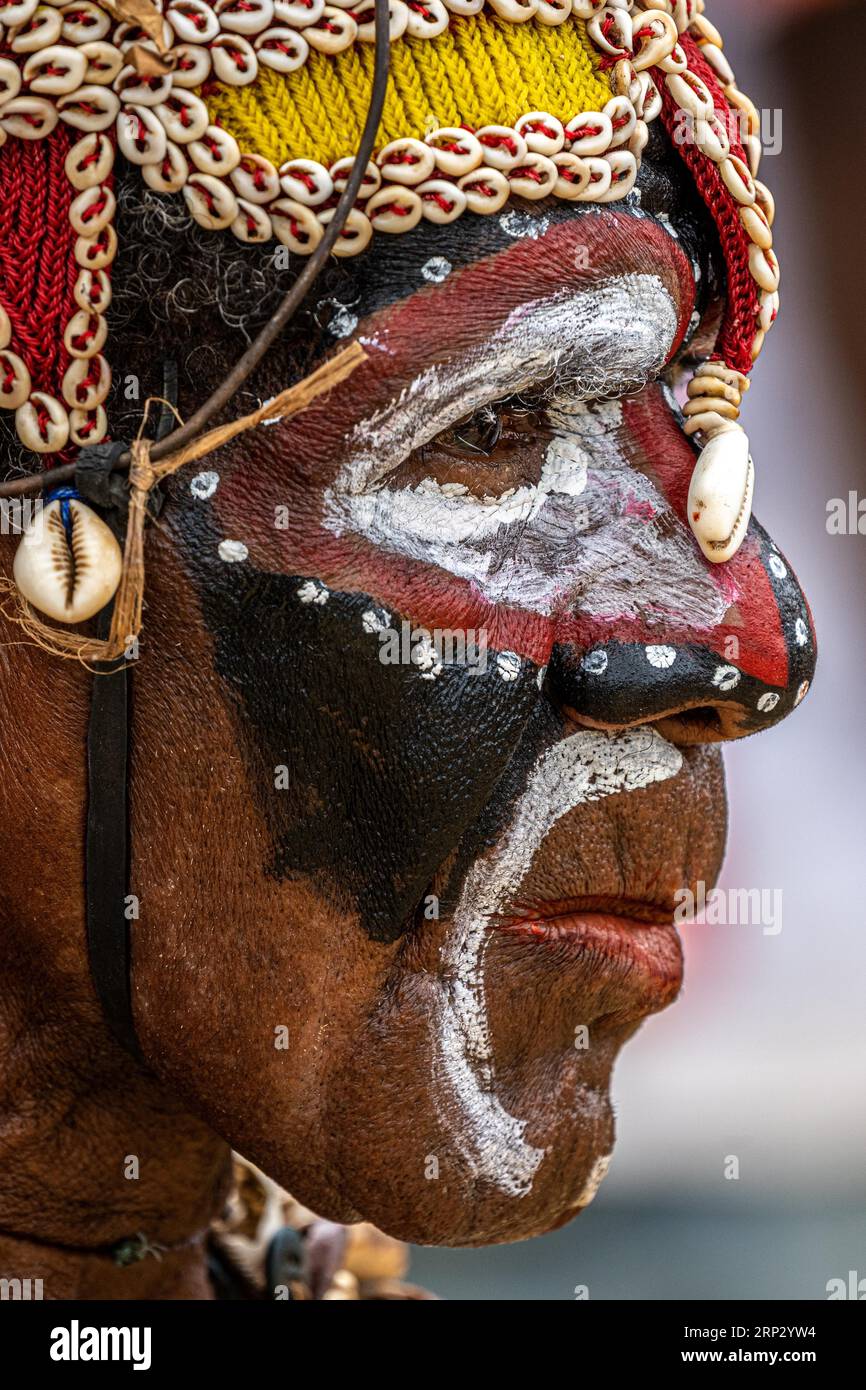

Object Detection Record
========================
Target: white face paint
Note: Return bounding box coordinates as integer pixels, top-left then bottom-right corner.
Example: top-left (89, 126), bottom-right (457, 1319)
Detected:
top-left (432, 727), bottom-right (684, 1197)
top-left (323, 277), bottom-right (730, 625)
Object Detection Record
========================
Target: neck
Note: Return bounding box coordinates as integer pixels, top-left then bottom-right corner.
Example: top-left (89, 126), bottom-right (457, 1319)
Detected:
top-left (0, 1025), bottom-right (231, 1299)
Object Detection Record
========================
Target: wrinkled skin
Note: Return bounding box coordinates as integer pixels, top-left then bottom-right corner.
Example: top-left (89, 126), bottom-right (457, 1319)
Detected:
top-left (0, 128), bottom-right (816, 1294)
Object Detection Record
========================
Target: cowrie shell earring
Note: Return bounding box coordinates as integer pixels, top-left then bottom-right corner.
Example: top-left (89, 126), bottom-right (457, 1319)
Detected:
top-left (13, 490), bottom-right (122, 623)
top-left (687, 424), bottom-right (754, 564)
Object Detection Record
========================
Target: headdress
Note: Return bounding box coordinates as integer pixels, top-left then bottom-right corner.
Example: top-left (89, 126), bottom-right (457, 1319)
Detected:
top-left (0, 0), bottom-right (779, 636)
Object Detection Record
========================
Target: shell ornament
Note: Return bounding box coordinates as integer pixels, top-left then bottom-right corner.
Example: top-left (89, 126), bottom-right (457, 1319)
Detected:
top-left (13, 490), bottom-right (123, 622)
top-left (0, 0), bottom-right (781, 623)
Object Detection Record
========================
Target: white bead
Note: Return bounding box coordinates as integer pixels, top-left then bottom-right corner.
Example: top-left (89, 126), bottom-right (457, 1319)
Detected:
top-left (719, 154), bottom-right (756, 207)
top-left (0, 96), bottom-right (59, 139)
top-left (427, 127), bottom-right (482, 177)
top-left (183, 174), bottom-right (239, 230)
top-left (487, 0), bottom-right (538, 16)
top-left (637, 72), bottom-right (662, 122)
top-left (113, 62), bottom-right (173, 107)
top-left (701, 43), bottom-right (735, 89)
top-left (62, 353), bottom-right (110, 408)
top-left (515, 111), bottom-right (564, 157)
top-left (604, 94), bottom-right (637, 149)
top-left (316, 205), bottom-right (373, 257)
top-left (417, 178), bottom-right (467, 223)
top-left (628, 119), bottom-right (648, 161)
top-left (457, 167), bottom-right (510, 214)
top-left (574, 155), bottom-right (612, 201)
top-left (740, 203), bottom-right (772, 252)
top-left (215, 0), bottom-right (275, 33)
top-left (665, 70), bottom-right (714, 120)
top-left (73, 224), bottom-right (117, 269)
top-left (278, 157), bottom-right (333, 205)
top-left (439, 0), bottom-right (482, 12)
top-left (376, 138), bottom-right (435, 186)
top-left (69, 405), bottom-right (108, 447)
top-left (211, 34), bottom-right (259, 84)
top-left (564, 111), bottom-right (612, 158)
top-left (154, 89), bottom-right (209, 143)
top-left (694, 113), bottom-right (729, 163)
top-left (171, 44), bottom-right (213, 87)
top-left (65, 131), bottom-right (114, 189)
top-left (405, 0), bottom-right (448, 37)
top-left (274, 0), bottom-right (325, 24)
top-left (536, 0), bottom-right (571, 25)
top-left (0, 0), bottom-right (39, 27)
top-left (758, 289), bottom-right (779, 334)
top-left (365, 184), bottom-right (423, 233)
top-left (57, 85), bottom-right (119, 131)
top-left (0, 351), bottom-right (32, 410)
top-left (631, 10), bottom-right (678, 71)
top-left (142, 141), bottom-right (189, 192)
top-left (0, 305), bottom-right (10, 351)
top-left (304, 6), bottom-right (356, 51)
top-left (231, 199), bottom-right (273, 243)
top-left (10, 5), bottom-right (62, 51)
top-left (754, 179), bottom-right (775, 228)
top-left (117, 102), bottom-right (166, 163)
top-left (15, 393), bottom-right (70, 454)
top-left (354, 0), bottom-right (407, 41)
top-left (657, 40), bottom-right (688, 75)
top-left (73, 267), bottom-right (112, 314)
top-left (687, 424), bottom-right (753, 564)
top-left (271, 197), bottom-right (325, 254)
top-left (598, 149), bottom-right (637, 202)
top-left (14, 497), bottom-right (122, 623)
top-left (329, 157), bottom-right (380, 197)
top-left (78, 41), bottom-right (124, 87)
top-left (552, 152), bottom-right (592, 200)
top-left (189, 125), bottom-right (241, 176)
top-left (254, 26), bottom-right (309, 71)
top-left (61, 1), bottom-right (112, 44)
top-left (749, 244), bottom-right (780, 294)
top-left (166, 0), bottom-right (220, 43)
top-left (742, 133), bottom-right (762, 180)
top-left (477, 125), bottom-right (527, 171)
top-left (588, 5), bottom-right (632, 57)
top-left (68, 182), bottom-right (115, 235)
top-left (0, 57), bottom-right (22, 103)
top-left (230, 152), bottom-right (280, 203)
top-left (63, 308), bottom-right (108, 357)
top-left (508, 152), bottom-right (557, 200)
top-left (23, 43), bottom-right (87, 94)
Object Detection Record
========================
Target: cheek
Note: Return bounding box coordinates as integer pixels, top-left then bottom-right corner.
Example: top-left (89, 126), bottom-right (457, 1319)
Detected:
top-left (192, 556), bottom-right (545, 943)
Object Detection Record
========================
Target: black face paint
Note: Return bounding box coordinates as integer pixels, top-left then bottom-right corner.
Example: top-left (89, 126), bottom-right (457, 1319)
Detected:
top-left (194, 548), bottom-right (542, 942)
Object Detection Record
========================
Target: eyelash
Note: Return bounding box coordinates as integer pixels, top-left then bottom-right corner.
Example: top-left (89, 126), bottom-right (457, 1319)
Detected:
top-left (426, 384), bottom-right (553, 458)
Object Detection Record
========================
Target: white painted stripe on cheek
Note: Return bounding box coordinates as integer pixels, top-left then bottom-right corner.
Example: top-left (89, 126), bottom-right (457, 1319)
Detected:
top-left (432, 727), bottom-right (683, 1198)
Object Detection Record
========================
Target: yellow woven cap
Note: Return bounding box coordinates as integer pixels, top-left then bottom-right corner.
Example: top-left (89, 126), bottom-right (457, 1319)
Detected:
top-left (207, 15), bottom-right (611, 170)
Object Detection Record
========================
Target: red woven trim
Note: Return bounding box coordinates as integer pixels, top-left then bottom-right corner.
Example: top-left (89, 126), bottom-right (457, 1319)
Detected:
top-left (658, 34), bottom-right (759, 377)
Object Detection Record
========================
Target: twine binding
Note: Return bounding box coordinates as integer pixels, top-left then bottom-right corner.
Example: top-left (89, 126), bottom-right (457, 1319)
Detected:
top-left (0, 341), bottom-right (366, 667)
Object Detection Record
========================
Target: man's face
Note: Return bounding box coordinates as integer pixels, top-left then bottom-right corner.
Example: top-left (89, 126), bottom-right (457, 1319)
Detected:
top-left (132, 132), bottom-right (815, 1244)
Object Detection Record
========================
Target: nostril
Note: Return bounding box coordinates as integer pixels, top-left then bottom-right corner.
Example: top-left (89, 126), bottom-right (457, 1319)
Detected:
top-left (654, 706), bottom-right (728, 746)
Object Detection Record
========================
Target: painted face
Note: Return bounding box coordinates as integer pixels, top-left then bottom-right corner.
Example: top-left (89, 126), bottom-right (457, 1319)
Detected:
top-left (130, 129), bottom-right (816, 1244)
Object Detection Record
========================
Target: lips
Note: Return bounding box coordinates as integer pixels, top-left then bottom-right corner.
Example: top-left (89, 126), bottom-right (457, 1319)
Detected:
top-left (496, 907), bottom-right (684, 1016)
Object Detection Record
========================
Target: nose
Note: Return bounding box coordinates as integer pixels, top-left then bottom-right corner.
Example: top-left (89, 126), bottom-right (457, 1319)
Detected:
top-left (545, 514), bottom-right (816, 746)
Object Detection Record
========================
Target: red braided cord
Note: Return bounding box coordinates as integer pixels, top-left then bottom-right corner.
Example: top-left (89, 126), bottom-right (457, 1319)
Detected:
top-left (0, 128), bottom-right (80, 392)
top-left (658, 34), bottom-right (760, 377)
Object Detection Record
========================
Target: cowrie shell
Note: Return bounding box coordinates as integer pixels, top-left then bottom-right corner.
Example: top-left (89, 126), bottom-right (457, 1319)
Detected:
top-left (687, 425), bottom-right (754, 564)
top-left (13, 497), bottom-right (122, 623)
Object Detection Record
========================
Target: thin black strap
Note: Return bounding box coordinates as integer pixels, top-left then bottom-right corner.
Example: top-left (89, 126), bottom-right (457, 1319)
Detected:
top-left (85, 607), bottom-right (142, 1062)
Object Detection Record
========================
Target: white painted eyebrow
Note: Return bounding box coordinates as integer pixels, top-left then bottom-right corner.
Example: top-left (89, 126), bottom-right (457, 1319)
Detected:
top-left (334, 275), bottom-right (679, 496)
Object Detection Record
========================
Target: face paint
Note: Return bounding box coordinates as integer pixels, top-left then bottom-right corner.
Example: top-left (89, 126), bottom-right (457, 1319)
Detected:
top-left (432, 726), bottom-right (684, 1197)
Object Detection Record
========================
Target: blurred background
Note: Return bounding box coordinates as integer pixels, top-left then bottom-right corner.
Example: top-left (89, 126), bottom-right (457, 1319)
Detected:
top-left (411, 0), bottom-right (866, 1299)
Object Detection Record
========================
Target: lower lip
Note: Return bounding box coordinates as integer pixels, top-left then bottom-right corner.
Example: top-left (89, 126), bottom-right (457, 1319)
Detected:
top-left (495, 912), bottom-right (684, 1011)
